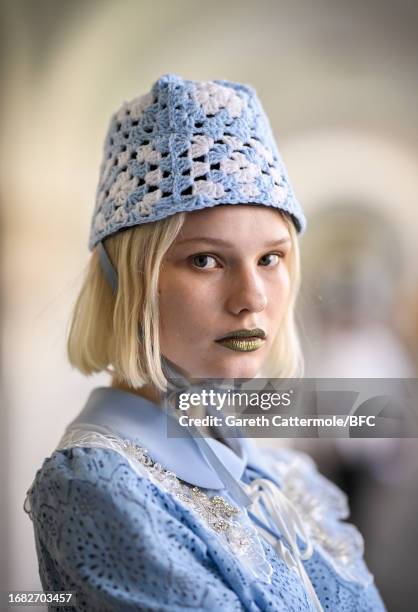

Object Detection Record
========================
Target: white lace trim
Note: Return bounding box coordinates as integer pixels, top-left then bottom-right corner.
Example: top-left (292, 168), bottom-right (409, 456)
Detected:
top-left (264, 448), bottom-right (373, 587)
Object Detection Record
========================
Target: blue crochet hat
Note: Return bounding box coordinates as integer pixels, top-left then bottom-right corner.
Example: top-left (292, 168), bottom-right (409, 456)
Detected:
top-left (90, 74), bottom-right (306, 251)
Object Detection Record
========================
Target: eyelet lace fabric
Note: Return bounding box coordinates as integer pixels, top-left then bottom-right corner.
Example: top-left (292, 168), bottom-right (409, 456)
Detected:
top-left (55, 428), bottom-right (273, 585)
top-left (25, 431), bottom-right (386, 611)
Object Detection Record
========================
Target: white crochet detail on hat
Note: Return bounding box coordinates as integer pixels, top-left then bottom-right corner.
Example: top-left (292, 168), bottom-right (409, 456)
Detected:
top-left (190, 135), bottom-right (214, 158)
top-left (101, 157), bottom-right (114, 184)
top-left (274, 184), bottom-right (288, 204)
top-left (94, 212), bottom-right (106, 233)
top-left (144, 167), bottom-right (162, 186)
top-left (223, 135), bottom-right (243, 149)
top-left (140, 189), bottom-right (162, 214)
top-left (221, 153), bottom-right (261, 181)
top-left (249, 137), bottom-right (275, 166)
top-left (240, 183), bottom-right (260, 198)
top-left (194, 82), bottom-right (245, 118)
top-left (117, 150), bottom-right (131, 166)
top-left (116, 91), bottom-right (154, 122)
top-left (110, 175), bottom-right (139, 210)
top-left (113, 207), bottom-right (128, 224)
top-left (109, 171), bottom-right (130, 199)
top-left (191, 161), bottom-right (210, 179)
top-left (137, 143), bottom-right (161, 165)
top-left (193, 181), bottom-right (225, 199)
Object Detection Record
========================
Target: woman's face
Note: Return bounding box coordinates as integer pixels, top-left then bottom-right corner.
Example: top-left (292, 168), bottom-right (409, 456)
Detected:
top-left (158, 205), bottom-right (292, 379)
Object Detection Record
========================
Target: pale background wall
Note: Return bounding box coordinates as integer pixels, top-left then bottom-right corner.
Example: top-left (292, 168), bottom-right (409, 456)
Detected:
top-left (0, 1), bottom-right (417, 610)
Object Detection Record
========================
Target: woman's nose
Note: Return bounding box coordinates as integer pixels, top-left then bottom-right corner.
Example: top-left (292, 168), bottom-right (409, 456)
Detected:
top-left (225, 267), bottom-right (268, 315)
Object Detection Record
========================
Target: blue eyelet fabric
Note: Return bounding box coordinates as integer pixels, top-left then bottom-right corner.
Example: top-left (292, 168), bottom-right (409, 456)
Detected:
top-left (26, 446), bottom-right (386, 611)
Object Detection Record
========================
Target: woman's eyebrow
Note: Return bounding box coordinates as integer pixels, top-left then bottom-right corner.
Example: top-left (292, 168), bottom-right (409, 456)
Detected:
top-left (176, 236), bottom-right (291, 247)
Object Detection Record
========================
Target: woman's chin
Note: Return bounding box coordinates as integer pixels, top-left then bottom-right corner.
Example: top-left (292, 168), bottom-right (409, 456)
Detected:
top-left (194, 356), bottom-right (262, 380)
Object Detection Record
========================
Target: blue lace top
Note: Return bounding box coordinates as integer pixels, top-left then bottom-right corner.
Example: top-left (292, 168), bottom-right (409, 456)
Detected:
top-left (25, 387), bottom-right (386, 611)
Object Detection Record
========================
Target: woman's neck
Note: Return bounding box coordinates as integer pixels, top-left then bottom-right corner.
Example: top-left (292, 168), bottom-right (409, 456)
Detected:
top-left (110, 378), bottom-right (223, 442)
top-left (111, 379), bottom-right (163, 407)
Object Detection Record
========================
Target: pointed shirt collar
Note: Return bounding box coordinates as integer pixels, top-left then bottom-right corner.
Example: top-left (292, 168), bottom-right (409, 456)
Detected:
top-left (66, 386), bottom-right (273, 490)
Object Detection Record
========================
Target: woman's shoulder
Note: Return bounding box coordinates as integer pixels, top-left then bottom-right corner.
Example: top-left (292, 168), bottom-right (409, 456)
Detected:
top-left (26, 442), bottom-right (175, 521)
top-left (262, 445), bottom-right (351, 519)
top-left (25, 446), bottom-right (252, 611)
top-left (261, 446), bottom-right (386, 609)
top-left (25, 434), bottom-right (245, 552)
top-left (31, 443), bottom-right (145, 483)
top-left (262, 446), bottom-right (374, 586)
top-left (264, 445), bottom-right (349, 510)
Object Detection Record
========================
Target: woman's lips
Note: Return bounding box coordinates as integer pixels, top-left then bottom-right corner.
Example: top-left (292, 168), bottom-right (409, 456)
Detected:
top-left (215, 337), bottom-right (265, 352)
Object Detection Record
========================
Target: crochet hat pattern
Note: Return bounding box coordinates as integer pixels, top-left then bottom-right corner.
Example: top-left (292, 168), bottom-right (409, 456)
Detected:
top-left (89, 74), bottom-right (306, 250)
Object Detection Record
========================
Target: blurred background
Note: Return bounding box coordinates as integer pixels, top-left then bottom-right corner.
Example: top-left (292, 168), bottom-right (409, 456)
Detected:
top-left (0, 0), bottom-right (417, 610)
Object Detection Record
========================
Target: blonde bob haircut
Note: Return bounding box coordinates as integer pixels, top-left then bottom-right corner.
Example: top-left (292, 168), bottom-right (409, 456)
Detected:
top-left (67, 209), bottom-right (303, 392)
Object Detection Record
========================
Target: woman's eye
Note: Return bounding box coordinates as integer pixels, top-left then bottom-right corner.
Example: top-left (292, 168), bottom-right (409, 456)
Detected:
top-left (191, 254), bottom-right (219, 269)
top-left (259, 253), bottom-right (282, 267)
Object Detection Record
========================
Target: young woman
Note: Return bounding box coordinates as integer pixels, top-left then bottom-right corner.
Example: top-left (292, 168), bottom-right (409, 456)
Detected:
top-left (25, 74), bottom-right (386, 611)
